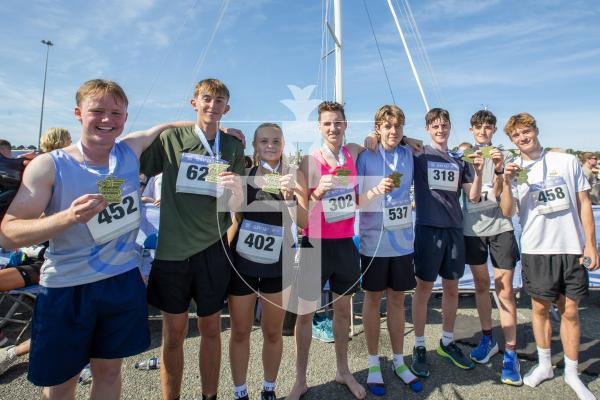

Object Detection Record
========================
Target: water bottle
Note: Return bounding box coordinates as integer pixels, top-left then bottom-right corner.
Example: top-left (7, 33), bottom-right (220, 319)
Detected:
top-left (134, 356), bottom-right (160, 370)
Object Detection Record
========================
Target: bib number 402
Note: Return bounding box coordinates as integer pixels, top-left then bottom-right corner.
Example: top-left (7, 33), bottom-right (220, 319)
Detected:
top-left (243, 233), bottom-right (275, 252)
top-left (538, 187), bottom-right (565, 203)
top-left (97, 196), bottom-right (138, 224)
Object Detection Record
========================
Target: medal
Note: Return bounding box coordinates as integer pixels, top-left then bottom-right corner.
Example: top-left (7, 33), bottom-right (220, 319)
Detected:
top-left (262, 173), bottom-right (281, 195)
top-left (205, 162), bottom-right (229, 183)
top-left (516, 167), bottom-right (530, 184)
top-left (461, 148), bottom-right (475, 163)
top-left (479, 146), bottom-right (494, 159)
top-left (388, 172), bottom-right (403, 188)
top-left (335, 168), bottom-right (351, 185)
top-left (97, 176), bottom-right (125, 203)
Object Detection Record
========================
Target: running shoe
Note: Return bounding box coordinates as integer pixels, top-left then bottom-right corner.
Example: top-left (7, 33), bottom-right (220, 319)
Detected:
top-left (470, 335), bottom-right (499, 364)
top-left (260, 390), bottom-right (277, 400)
top-left (0, 346), bottom-right (17, 375)
top-left (78, 364), bottom-right (92, 385)
top-left (410, 346), bottom-right (430, 378)
top-left (501, 351), bottom-right (523, 386)
top-left (312, 316), bottom-right (334, 343)
top-left (437, 340), bottom-right (475, 370)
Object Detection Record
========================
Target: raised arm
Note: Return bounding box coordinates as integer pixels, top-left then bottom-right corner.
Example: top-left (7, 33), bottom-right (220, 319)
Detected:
top-left (123, 121), bottom-right (194, 158)
top-left (0, 155), bottom-right (107, 249)
top-left (462, 153), bottom-right (484, 203)
top-left (499, 163), bottom-right (519, 218)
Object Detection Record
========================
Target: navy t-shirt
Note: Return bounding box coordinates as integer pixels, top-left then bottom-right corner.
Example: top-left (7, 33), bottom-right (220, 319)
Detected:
top-left (414, 145), bottom-right (473, 229)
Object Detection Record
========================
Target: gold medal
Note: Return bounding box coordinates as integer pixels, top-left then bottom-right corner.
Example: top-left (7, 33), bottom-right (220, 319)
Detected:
top-left (479, 146), bottom-right (494, 159)
top-left (205, 162), bottom-right (229, 183)
top-left (461, 148), bottom-right (475, 164)
top-left (262, 173), bottom-right (281, 195)
top-left (388, 172), bottom-right (403, 188)
top-left (97, 176), bottom-right (125, 203)
top-left (335, 168), bottom-right (351, 186)
top-left (516, 168), bottom-right (530, 184)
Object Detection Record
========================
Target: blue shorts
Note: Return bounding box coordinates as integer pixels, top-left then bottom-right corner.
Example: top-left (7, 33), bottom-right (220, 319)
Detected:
top-left (28, 268), bottom-right (150, 387)
top-left (414, 225), bottom-right (466, 282)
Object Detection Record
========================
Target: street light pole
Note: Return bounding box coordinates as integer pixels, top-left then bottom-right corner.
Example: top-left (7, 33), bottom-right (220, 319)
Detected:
top-left (38, 39), bottom-right (53, 149)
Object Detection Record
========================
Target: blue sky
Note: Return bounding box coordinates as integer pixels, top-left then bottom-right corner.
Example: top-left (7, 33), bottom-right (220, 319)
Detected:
top-left (0, 0), bottom-right (599, 153)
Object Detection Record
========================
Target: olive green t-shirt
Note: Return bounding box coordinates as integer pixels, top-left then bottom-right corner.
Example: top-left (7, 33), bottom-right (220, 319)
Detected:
top-left (140, 125), bottom-right (245, 260)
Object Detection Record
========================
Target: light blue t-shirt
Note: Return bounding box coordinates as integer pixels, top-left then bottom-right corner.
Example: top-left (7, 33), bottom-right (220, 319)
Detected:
top-left (41, 140), bottom-right (142, 288)
top-left (357, 145), bottom-right (414, 257)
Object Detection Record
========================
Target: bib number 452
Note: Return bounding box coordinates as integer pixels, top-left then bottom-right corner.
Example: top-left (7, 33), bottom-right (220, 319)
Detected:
top-left (97, 196), bottom-right (138, 224)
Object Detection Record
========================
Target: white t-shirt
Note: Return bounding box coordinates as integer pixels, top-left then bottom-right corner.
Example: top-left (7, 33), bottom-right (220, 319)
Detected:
top-left (143, 174), bottom-right (162, 202)
top-left (512, 152), bottom-right (590, 254)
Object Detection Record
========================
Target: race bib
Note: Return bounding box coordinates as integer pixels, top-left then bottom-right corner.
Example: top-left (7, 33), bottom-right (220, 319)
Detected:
top-left (427, 161), bottom-right (459, 191)
top-left (87, 191), bottom-right (141, 244)
top-left (236, 220), bottom-right (283, 264)
top-left (466, 183), bottom-right (497, 213)
top-left (323, 187), bottom-right (356, 223)
top-left (175, 153), bottom-right (229, 197)
top-left (383, 198), bottom-right (412, 230)
top-left (531, 176), bottom-right (570, 215)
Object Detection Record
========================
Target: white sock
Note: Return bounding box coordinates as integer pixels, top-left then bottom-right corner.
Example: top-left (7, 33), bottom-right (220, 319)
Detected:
top-left (414, 335), bottom-right (426, 348)
top-left (523, 347), bottom-right (554, 387)
top-left (367, 354), bottom-right (383, 384)
top-left (564, 356), bottom-right (597, 400)
top-left (233, 383), bottom-right (248, 399)
top-left (441, 331), bottom-right (454, 346)
top-left (263, 380), bottom-right (276, 392)
top-left (392, 354), bottom-right (417, 384)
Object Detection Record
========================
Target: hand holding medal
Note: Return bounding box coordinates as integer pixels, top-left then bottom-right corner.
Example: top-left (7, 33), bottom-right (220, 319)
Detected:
top-left (388, 172), bottom-right (403, 188)
top-left (334, 168), bottom-right (351, 186)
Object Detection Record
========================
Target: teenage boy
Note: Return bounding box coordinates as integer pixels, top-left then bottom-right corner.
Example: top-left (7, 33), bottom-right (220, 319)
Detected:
top-left (140, 78), bottom-right (245, 400)
top-left (410, 108), bottom-right (483, 377)
top-left (462, 110), bottom-right (522, 385)
top-left (500, 112), bottom-right (598, 400)
top-left (0, 79), bottom-right (181, 399)
top-left (581, 152), bottom-right (599, 205)
top-left (289, 101), bottom-right (366, 400)
top-left (356, 105), bottom-right (422, 396)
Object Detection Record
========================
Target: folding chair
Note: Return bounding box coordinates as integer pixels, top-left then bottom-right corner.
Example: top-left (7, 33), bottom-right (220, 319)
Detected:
top-left (0, 284), bottom-right (40, 343)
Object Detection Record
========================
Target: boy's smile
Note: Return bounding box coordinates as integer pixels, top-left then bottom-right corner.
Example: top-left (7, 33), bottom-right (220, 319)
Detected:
top-left (319, 110), bottom-right (347, 149)
top-left (191, 92), bottom-right (230, 128)
top-left (75, 94), bottom-right (128, 147)
top-left (377, 118), bottom-right (404, 150)
top-left (470, 123), bottom-right (496, 145)
top-left (427, 118), bottom-right (451, 147)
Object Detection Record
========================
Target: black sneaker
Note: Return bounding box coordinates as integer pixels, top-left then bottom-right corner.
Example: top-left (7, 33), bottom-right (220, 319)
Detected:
top-left (437, 340), bottom-right (475, 370)
top-left (261, 390), bottom-right (277, 400)
top-left (410, 346), bottom-right (430, 378)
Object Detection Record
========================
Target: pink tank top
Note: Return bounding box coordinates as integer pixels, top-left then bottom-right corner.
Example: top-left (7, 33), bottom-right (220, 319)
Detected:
top-left (304, 146), bottom-right (357, 239)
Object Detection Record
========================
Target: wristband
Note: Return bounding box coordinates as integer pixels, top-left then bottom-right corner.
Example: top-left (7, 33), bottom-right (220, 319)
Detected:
top-left (494, 168), bottom-right (504, 175)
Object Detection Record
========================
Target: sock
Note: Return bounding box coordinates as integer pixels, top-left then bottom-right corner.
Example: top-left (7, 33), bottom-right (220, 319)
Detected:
top-left (482, 329), bottom-right (493, 337)
top-left (233, 383), bottom-right (248, 399)
top-left (505, 343), bottom-right (517, 352)
top-left (564, 355), bottom-right (596, 400)
top-left (523, 347), bottom-right (553, 388)
top-left (392, 354), bottom-right (417, 384)
top-left (263, 380), bottom-right (276, 392)
top-left (414, 335), bottom-right (426, 348)
top-left (367, 355), bottom-right (383, 384)
top-left (441, 331), bottom-right (454, 347)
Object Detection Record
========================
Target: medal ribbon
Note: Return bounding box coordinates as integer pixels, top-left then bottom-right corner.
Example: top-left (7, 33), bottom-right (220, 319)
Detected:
top-left (194, 125), bottom-right (221, 160)
top-left (379, 144), bottom-right (399, 173)
top-left (261, 160), bottom-right (281, 174)
top-left (76, 140), bottom-right (118, 176)
top-left (321, 144), bottom-right (346, 167)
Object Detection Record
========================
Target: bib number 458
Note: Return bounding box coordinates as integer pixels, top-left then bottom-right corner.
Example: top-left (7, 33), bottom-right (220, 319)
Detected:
top-left (537, 187), bottom-right (565, 203)
top-left (97, 196), bottom-right (138, 224)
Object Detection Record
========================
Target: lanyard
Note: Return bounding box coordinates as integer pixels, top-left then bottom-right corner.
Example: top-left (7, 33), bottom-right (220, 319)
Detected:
top-left (260, 160), bottom-right (281, 174)
top-left (519, 150), bottom-right (546, 182)
top-left (194, 125), bottom-right (221, 159)
top-left (379, 145), bottom-right (399, 172)
top-left (76, 140), bottom-right (118, 176)
top-left (321, 144), bottom-right (346, 167)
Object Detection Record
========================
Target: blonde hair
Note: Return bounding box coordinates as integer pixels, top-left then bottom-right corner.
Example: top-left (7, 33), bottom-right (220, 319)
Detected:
top-left (40, 127), bottom-right (71, 152)
top-left (504, 112), bottom-right (538, 136)
top-left (193, 78), bottom-right (230, 100)
top-left (76, 79), bottom-right (128, 107)
top-left (374, 104), bottom-right (405, 129)
top-left (252, 123), bottom-right (289, 172)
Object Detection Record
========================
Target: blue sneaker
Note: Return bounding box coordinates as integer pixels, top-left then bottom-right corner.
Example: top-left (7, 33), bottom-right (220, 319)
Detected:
top-left (312, 316), bottom-right (334, 342)
top-left (470, 335), bottom-right (499, 364)
top-left (501, 351), bottom-right (523, 386)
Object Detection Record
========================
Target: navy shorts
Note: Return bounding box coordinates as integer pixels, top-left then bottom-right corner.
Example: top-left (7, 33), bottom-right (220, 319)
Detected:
top-left (28, 268), bottom-right (150, 387)
top-left (361, 253), bottom-right (416, 292)
top-left (414, 225), bottom-right (466, 282)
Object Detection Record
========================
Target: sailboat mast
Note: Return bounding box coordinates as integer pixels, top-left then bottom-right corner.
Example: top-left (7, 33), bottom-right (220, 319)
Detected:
top-left (334, 0), bottom-right (343, 104)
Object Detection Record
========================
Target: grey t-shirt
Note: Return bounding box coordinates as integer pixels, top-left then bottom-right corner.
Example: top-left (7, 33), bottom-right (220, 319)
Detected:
top-left (462, 153), bottom-right (514, 236)
top-left (414, 145), bottom-right (473, 229)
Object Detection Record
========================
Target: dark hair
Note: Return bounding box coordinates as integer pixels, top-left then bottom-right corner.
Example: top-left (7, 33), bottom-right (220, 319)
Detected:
top-left (318, 101), bottom-right (346, 121)
top-left (470, 110), bottom-right (497, 127)
top-left (425, 108), bottom-right (450, 126)
top-left (0, 139), bottom-right (12, 149)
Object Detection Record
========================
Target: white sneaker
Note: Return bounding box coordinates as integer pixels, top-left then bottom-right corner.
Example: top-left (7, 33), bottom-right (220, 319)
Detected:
top-left (0, 346), bottom-right (17, 375)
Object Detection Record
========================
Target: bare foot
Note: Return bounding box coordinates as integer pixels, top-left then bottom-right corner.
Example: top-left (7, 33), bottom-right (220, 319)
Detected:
top-left (286, 381), bottom-right (308, 400)
top-left (335, 371), bottom-right (366, 399)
